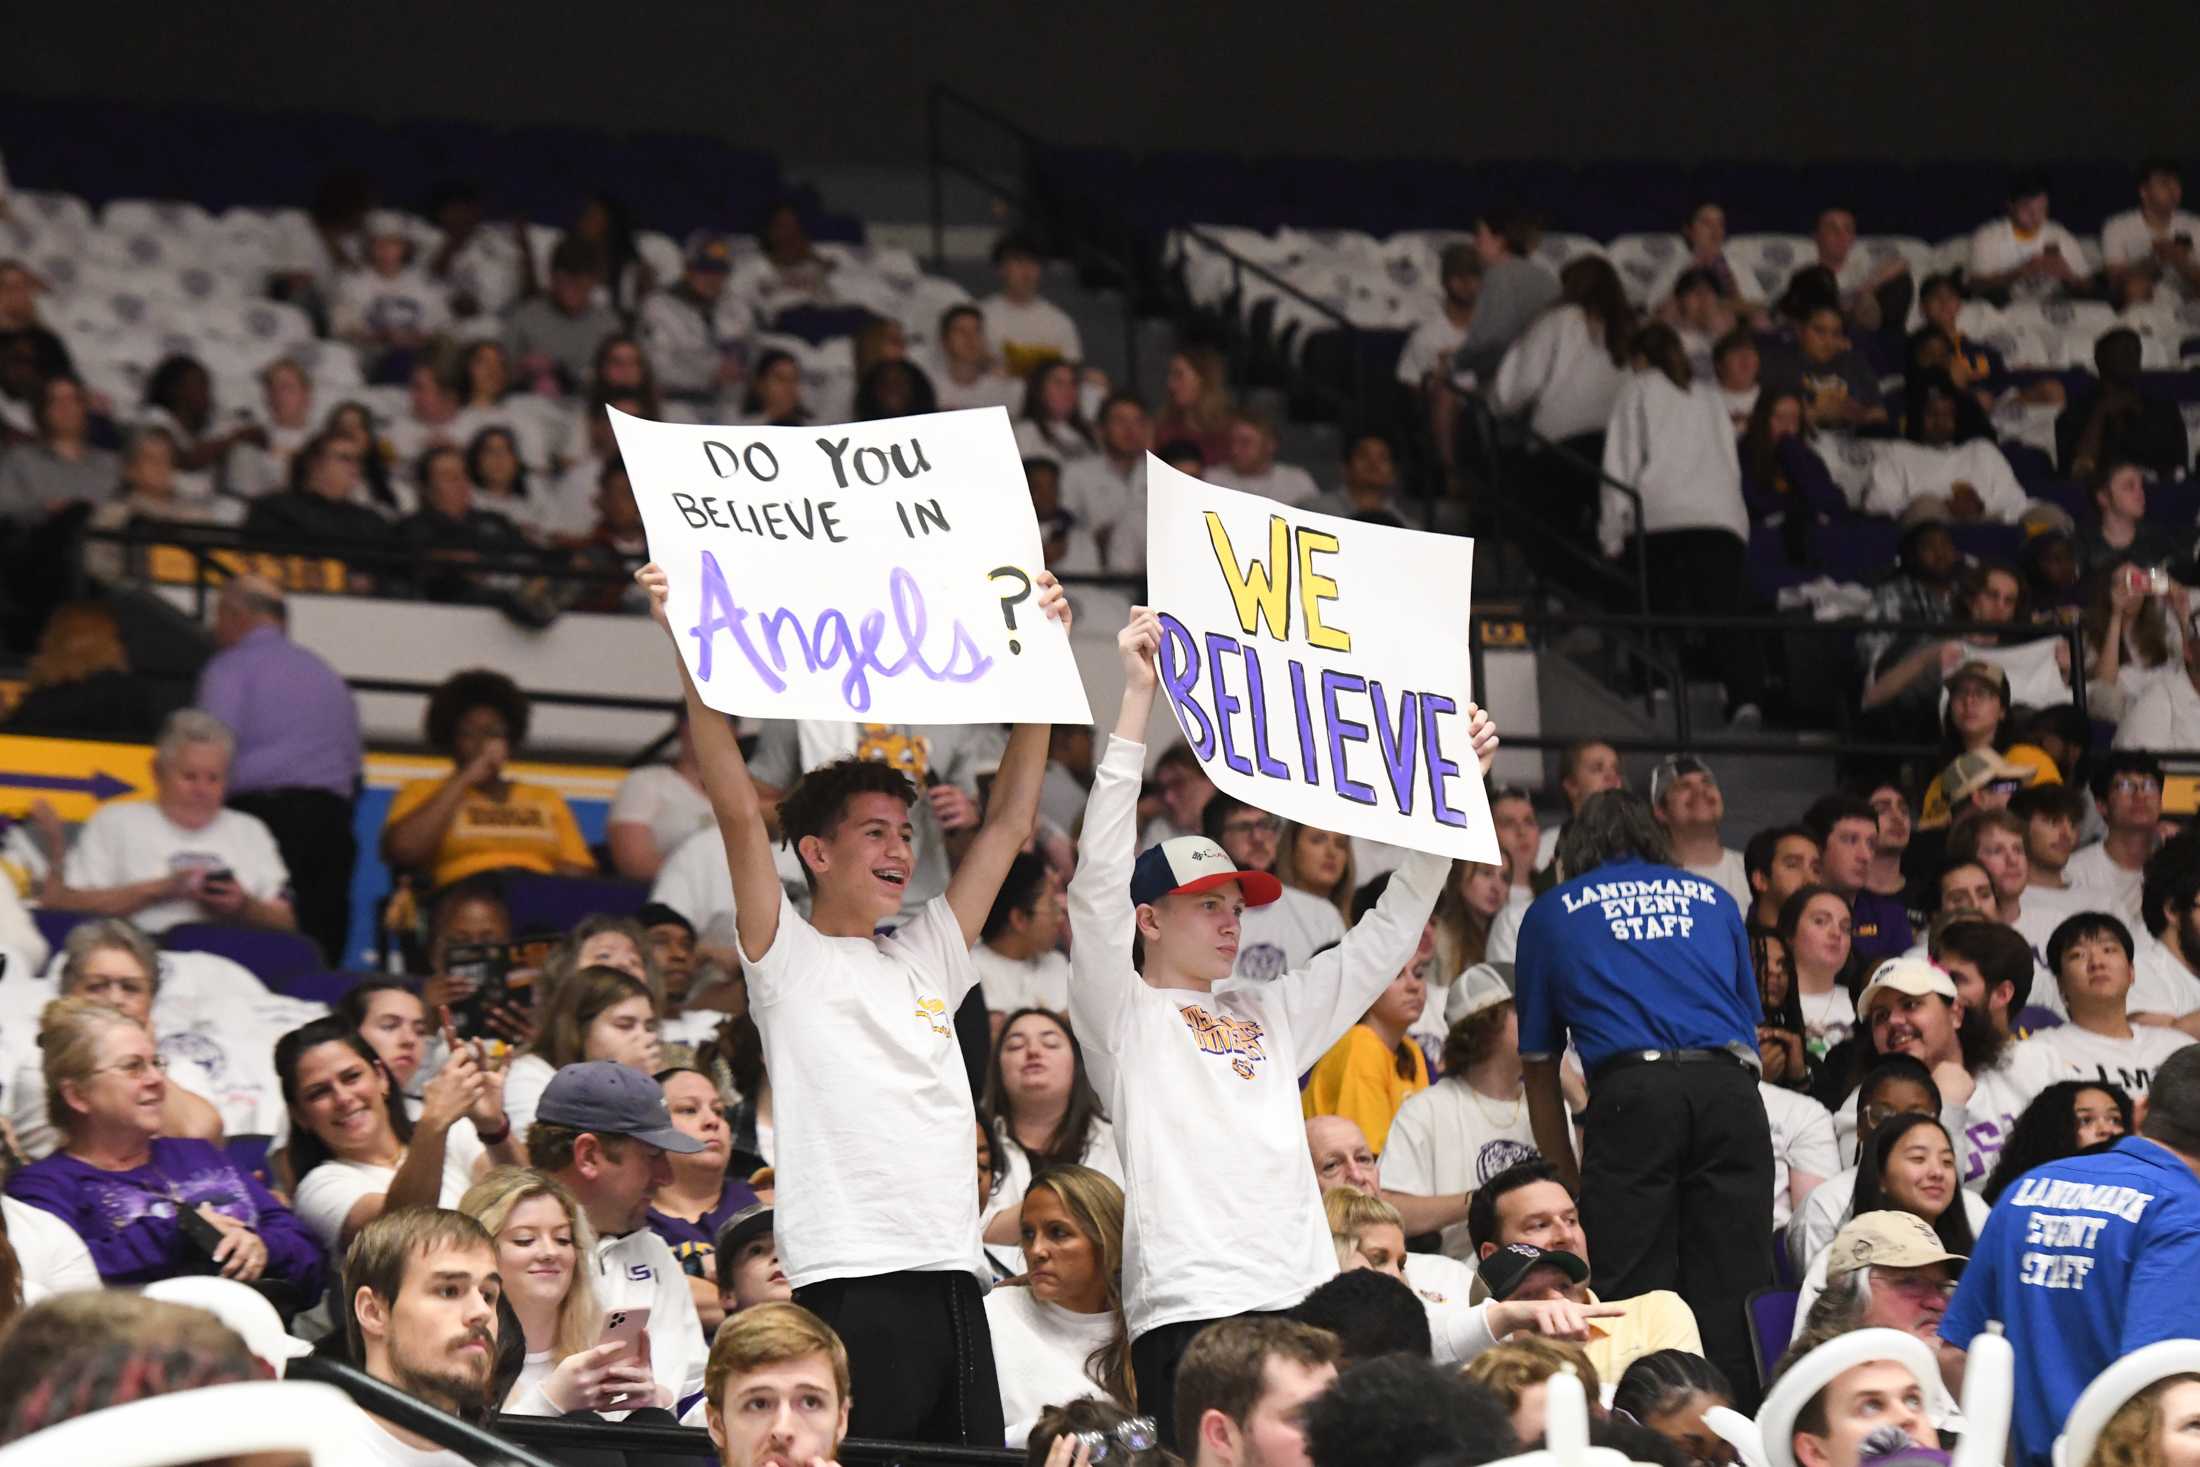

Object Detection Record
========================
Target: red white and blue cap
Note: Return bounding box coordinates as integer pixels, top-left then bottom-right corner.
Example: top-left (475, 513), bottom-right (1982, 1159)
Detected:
top-left (1130, 836), bottom-right (1283, 908)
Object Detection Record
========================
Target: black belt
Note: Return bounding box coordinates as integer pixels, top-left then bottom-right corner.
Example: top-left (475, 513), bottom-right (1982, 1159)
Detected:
top-left (1590, 1047), bottom-right (1753, 1086)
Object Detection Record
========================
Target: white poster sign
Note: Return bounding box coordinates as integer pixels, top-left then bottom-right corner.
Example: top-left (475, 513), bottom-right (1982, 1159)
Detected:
top-left (612, 406), bottom-right (1092, 724)
top-left (1144, 458), bottom-right (1498, 862)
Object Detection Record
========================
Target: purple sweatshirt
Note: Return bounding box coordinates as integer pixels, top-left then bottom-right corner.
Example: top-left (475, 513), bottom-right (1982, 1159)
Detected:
top-left (6, 1137), bottom-right (325, 1299)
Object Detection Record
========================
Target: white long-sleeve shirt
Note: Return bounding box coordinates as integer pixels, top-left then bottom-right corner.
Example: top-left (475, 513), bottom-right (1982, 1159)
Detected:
top-left (1067, 737), bottom-right (1448, 1338)
top-left (1861, 439), bottom-right (2029, 523)
top-left (1490, 306), bottom-right (1626, 445)
top-left (1597, 371), bottom-right (1749, 557)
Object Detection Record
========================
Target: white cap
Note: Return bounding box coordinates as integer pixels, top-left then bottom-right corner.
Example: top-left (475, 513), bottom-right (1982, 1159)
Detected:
top-left (141, 1276), bottom-right (314, 1374)
top-left (1452, 962), bottom-right (1513, 1020)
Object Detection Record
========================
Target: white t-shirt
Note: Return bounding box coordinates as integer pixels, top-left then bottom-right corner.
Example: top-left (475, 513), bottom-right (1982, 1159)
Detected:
top-left (984, 1285), bottom-right (1121, 1448)
top-left (2, 1193), bottom-right (100, 1303)
top-left (1762, 1083), bottom-right (1840, 1229)
top-left (1967, 217), bottom-right (2088, 297)
top-left (1059, 454), bottom-right (1147, 574)
top-left (2010, 886), bottom-right (2082, 990)
top-left (591, 1226), bottom-right (708, 1408)
top-left (336, 1407), bottom-right (473, 1467)
top-left (1397, 313), bottom-right (1472, 386)
top-left (931, 365), bottom-right (1024, 413)
top-left (2100, 208), bottom-right (2200, 275)
top-left (971, 945), bottom-right (1072, 1015)
top-left (503, 1054), bottom-right (556, 1152)
top-left (1403, 1249), bottom-right (1480, 1308)
top-left (1945, 1040), bottom-right (2061, 1189)
top-left (2132, 932), bottom-right (2200, 1019)
top-left (980, 294), bottom-right (1083, 371)
top-left (2064, 842), bottom-right (2147, 925)
top-left (1383, 1078), bottom-right (1544, 1201)
top-left (648, 826), bottom-right (808, 948)
top-left (2027, 1021), bottom-right (2196, 1098)
top-left (1204, 462), bottom-right (1321, 509)
top-left (1490, 306), bottom-right (1627, 444)
top-left (1232, 888), bottom-right (1347, 984)
top-left (291, 1130), bottom-right (484, 1251)
top-left (332, 266), bottom-right (453, 341)
top-left (742, 889), bottom-right (987, 1287)
top-left (2116, 672), bottom-right (2200, 754)
top-left (1682, 849), bottom-right (1750, 911)
top-left (607, 765), bottom-right (713, 861)
top-left (1068, 736), bottom-right (1448, 1338)
top-left (64, 802), bottom-right (290, 934)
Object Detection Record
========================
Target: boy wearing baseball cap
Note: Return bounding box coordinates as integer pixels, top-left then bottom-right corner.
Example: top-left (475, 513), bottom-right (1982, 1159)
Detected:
top-left (1068, 607), bottom-right (1499, 1446)
top-left (639, 561), bottom-right (1070, 1445)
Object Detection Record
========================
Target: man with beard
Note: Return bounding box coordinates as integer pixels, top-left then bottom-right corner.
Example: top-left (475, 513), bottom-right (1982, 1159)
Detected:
top-left (341, 1208), bottom-right (502, 1465)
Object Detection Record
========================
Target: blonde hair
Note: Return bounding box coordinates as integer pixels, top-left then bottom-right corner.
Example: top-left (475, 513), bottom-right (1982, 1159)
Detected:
top-left (1324, 1185), bottom-right (1405, 1267)
top-left (25, 603), bottom-right (129, 690)
top-left (1274, 823), bottom-right (1355, 923)
top-left (2091, 1374), bottom-right (2200, 1467)
top-left (1028, 1164), bottom-right (1134, 1406)
top-left (704, 1302), bottom-right (851, 1414)
top-left (1463, 1337), bottom-right (1601, 1413)
top-left (458, 1167), bottom-right (601, 1361)
top-left (37, 997), bottom-right (147, 1137)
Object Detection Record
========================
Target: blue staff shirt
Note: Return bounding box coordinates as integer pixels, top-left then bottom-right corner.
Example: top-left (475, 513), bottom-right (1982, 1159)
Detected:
top-left (1513, 859), bottom-right (1758, 1073)
top-left (1941, 1136), bottom-right (2200, 1467)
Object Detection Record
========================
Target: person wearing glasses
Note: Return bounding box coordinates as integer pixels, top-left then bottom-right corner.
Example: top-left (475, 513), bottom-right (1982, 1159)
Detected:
top-left (1780, 1211), bottom-right (1967, 1433)
top-left (4, 997), bottom-right (322, 1294)
top-left (1203, 792), bottom-right (1344, 984)
top-left (2067, 753), bottom-right (2165, 927)
top-left (6, 919), bottom-right (222, 1160)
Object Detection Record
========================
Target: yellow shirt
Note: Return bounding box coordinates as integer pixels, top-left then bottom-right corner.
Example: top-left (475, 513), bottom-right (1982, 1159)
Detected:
top-left (384, 778), bottom-right (592, 888)
top-left (1301, 1024), bottom-right (1429, 1154)
top-left (1579, 1287), bottom-right (1703, 1385)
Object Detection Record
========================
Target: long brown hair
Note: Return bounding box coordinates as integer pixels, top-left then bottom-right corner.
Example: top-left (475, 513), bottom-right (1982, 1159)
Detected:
top-left (1431, 860), bottom-right (1504, 986)
top-left (981, 1009), bottom-right (1109, 1171)
top-left (2082, 564), bottom-right (2174, 671)
top-left (1274, 823), bottom-right (1355, 924)
top-left (527, 966), bottom-right (655, 1069)
top-left (1558, 256), bottom-right (1635, 367)
top-left (1027, 1165), bottom-right (1133, 1408)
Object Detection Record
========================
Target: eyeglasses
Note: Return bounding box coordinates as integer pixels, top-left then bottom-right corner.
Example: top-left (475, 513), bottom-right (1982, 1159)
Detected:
top-left (1872, 1268), bottom-right (1959, 1300)
top-left (2109, 775), bottom-right (2162, 795)
top-left (1073, 1417), bottom-right (1160, 1463)
top-left (1860, 1101), bottom-right (1928, 1128)
top-left (94, 1055), bottom-right (169, 1080)
top-left (1223, 817), bottom-right (1281, 837)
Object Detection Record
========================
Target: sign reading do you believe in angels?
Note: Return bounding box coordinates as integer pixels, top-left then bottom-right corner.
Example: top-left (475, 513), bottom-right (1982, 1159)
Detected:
top-left (1145, 458), bottom-right (1499, 863)
top-left (612, 406), bottom-right (1092, 725)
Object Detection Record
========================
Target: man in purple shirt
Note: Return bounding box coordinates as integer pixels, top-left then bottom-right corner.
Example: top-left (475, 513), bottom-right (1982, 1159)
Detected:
top-left (1808, 792), bottom-right (1914, 966)
top-left (194, 575), bottom-right (363, 963)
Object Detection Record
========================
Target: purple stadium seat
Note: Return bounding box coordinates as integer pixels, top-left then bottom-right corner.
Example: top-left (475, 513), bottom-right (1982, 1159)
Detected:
top-left (160, 923), bottom-right (323, 989)
top-left (2017, 1005), bottom-right (2064, 1033)
top-left (500, 872), bottom-right (649, 937)
top-left (1747, 1287), bottom-right (1800, 1387)
top-left (1772, 1228), bottom-right (1795, 1289)
top-left (33, 907), bottom-right (89, 955)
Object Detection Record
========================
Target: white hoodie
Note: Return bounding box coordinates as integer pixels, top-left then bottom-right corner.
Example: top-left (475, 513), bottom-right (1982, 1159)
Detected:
top-left (1598, 370), bottom-right (1749, 557)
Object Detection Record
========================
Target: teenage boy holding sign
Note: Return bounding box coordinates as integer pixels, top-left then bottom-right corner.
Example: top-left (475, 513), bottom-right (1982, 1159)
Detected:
top-left (637, 560), bottom-right (1071, 1446)
top-left (1070, 606), bottom-right (1501, 1447)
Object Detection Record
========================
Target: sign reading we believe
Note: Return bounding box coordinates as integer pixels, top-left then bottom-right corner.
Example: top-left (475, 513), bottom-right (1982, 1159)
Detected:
top-left (613, 406), bottom-right (1091, 725)
top-left (1145, 459), bottom-right (1498, 862)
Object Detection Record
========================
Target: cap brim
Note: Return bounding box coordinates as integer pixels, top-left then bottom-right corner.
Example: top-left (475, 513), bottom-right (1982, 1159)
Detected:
top-left (627, 1125), bottom-right (707, 1154)
top-left (1171, 869), bottom-right (1284, 907)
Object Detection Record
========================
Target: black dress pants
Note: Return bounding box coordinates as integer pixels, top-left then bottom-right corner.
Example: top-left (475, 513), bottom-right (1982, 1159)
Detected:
top-left (795, 1269), bottom-right (1004, 1446)
top-left (1580, 1054), bottom-right (1773, 1407)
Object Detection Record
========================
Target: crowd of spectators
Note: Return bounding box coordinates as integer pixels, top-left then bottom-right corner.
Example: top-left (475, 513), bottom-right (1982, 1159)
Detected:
top-left (8, 151), bottom-right (2200, 1467)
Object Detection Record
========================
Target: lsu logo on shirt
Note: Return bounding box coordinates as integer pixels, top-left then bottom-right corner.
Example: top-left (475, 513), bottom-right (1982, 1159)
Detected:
top-left (1180, 1004), bottom-right (1267, 1080)
top-left (914, 996), bottom-right (951, 1037)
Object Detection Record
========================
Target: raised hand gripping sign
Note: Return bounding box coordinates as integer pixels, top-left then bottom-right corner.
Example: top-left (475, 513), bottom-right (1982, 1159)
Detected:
top-left (613, 406), bottom-right (1091, 724)
top-left (1144, 457), bottom-right (1498, 862)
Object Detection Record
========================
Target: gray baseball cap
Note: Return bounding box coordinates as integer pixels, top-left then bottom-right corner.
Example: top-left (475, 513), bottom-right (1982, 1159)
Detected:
top-left (536, 1061), bottom-right (704, 1153)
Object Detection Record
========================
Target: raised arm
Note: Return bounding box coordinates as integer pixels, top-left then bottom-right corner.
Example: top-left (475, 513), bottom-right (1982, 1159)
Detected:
top-left (1272, 706), bottom-right (1501, 1054)
top-left (637, 563), bottom-right (785, 962)
top-left (946, 573), bottom-right (1072, 945)
top-left (1065, 609), bottom-right (1164, 1054)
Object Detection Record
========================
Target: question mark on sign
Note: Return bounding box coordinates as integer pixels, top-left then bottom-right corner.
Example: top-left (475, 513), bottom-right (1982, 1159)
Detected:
top-left (989, 566), bottom-right (1034, 654)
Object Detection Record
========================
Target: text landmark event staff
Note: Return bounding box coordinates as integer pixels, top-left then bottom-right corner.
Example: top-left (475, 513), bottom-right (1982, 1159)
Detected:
top-left (1514, 788), bottom-right (1772, 1404)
